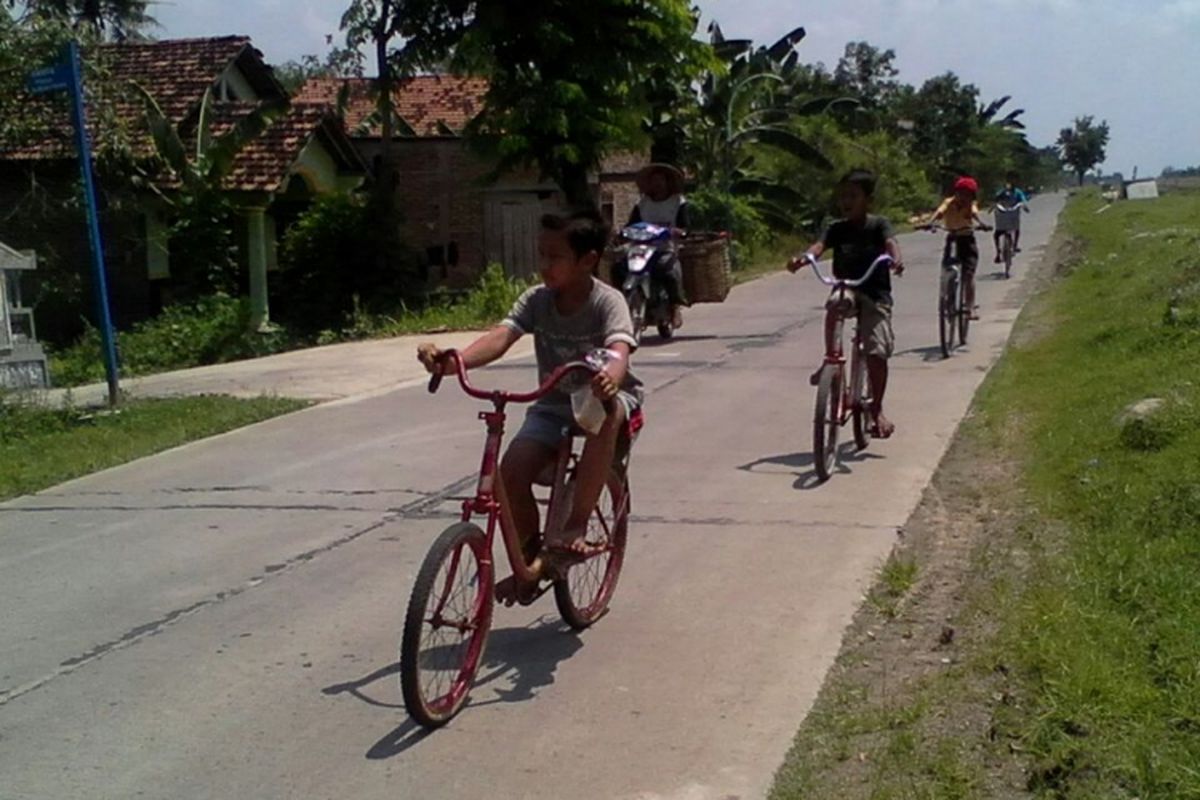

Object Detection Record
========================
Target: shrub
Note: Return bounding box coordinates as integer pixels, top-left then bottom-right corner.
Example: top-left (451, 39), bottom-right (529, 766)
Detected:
top-left (49, 294), bottom-right (296, 386)
top-left (275, 193), bottom-right (422, 335)
top-left (686, 188), bottom-right (770, 265)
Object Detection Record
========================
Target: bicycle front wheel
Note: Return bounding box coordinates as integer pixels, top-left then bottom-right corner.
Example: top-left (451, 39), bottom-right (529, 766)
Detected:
top-left (1003, 235), bottom-right (1013, 278)
top-left (400, 522), bottom-right (494, 729)
top-left (939, 273), bottom-right (957, 358)
top-left (851, 353), bottom-right (871, 451)
top-left (958, 276), bottom-right (971, 344)
top-left (813, 364), bottom-right (842, 482)
top-left (553, 469), bottom-right (630, 630)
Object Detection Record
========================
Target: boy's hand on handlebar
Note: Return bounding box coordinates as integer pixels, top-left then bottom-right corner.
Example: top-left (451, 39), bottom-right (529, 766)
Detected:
top-left (592, 370), bottom-right (619, 401)
top-left (787, 253), bottom-right (814, 273)
top-left (891, 260), bottom-right (905, 276)
top-left (417, 342), bottom-right (444, 375)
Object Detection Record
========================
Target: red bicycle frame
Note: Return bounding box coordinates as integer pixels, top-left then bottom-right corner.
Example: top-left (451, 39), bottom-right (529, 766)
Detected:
top-left (429, 351), bottom-right (608, 585)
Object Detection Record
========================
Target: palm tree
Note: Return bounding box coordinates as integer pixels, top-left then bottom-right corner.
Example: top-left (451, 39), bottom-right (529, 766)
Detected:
top-left (14, 0), bottom-right (156, 40)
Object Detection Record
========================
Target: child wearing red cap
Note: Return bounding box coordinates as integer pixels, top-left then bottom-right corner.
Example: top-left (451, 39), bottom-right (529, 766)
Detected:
top-left (929, 177), bottom-right (991, 320)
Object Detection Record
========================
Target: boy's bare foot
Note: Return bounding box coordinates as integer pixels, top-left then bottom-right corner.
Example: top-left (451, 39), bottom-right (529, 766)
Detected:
top-left (870, 414), bottom-right (896, 439)
top-left (545, 528), bottom-right (607, 559)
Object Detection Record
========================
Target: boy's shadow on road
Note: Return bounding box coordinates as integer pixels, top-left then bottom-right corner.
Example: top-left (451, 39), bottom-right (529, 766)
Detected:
top-left (739, 446), bottom-right (883, 490)
top-left (322, 618), bottom-right (582, 760)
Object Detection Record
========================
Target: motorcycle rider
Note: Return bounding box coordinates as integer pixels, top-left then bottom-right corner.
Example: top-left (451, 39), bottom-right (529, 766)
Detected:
top-left (612, 163), bottom-right (690, 327)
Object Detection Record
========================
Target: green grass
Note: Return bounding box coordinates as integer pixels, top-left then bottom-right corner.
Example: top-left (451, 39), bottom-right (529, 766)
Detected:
top-left (974, 189), bottom-right (1200, 797)
top-left (0, 395), bottom-right (308, 501)
top-left (868, 555), bottom-right (919, 618)
top-left (771, 188), bottom-right (1200, 799)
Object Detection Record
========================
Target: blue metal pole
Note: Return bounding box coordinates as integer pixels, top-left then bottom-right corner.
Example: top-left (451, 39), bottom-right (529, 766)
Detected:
top-left (67, 39), bottom-right (120, 406)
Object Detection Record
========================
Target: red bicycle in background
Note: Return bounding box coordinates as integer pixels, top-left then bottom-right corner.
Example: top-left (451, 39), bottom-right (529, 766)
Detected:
top-left (794, 253), bottom-right (895, 482)
top-left (400, 350), bottom-right (641, 728)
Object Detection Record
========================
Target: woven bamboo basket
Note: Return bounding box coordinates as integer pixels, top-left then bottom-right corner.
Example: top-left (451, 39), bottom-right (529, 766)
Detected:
top-left (680, 233), bottom-right (733, 303)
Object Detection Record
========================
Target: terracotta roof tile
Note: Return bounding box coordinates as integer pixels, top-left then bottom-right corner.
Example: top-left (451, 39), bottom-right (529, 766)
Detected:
top-left (296, 75), bottom-right (488, 138)
top-left (210, 102), bottom-right (344, 192)
top-left (0, 36), bottom-right (254, 161)
top-left (0, 37), bottom-right (358, 195)
top-left (105, 36), bottom-right (255, 122)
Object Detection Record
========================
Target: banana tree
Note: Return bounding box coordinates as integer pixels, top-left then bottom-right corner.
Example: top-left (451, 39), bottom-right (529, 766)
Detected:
top-left (684, 23), bottom-right (855, 231)
top-left (136, 86), bottom-right (286, 299)
top-left (979, 95), bottom-right (1026, 130)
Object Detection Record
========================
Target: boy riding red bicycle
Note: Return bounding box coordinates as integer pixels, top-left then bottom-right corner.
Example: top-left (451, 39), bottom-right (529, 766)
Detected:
top-left (418, 208), bottom-right (642, 604)
top-left (789, 169), bottom-right (904, 439)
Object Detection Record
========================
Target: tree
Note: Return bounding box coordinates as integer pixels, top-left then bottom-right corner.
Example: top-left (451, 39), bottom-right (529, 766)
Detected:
top-left (832, 41), bottom-right (898, 132)
top-left (8, 0), bottom-right (154, 40)
top-left (683, 24), bottom-right (849, 230)
top-left (378, 0), bottom-right (712, 206)
top-left (274, 39), bottom-right (365, 94)
top-left (896, 72), bottom-right (980, 181)
top-left (1057, 115), bottom-right (1110, 186)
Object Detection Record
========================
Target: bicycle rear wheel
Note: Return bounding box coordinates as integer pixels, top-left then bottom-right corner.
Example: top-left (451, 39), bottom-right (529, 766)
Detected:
top-left (851, 351), bottom-right (871, 451)
top-left (553, 469), bottom-right (630, 630)
top-left (813, 364), bottom-right (842, 482)
top-left (400, 522), bottom-right (494, 728)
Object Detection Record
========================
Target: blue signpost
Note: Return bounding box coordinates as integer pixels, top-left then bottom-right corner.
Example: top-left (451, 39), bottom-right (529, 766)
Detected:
top-left (28, 40), bottom-right (121, 406)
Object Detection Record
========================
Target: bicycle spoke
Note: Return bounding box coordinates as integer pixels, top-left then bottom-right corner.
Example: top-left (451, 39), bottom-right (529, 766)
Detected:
top-left (416, 543), bottom-right (483, 708)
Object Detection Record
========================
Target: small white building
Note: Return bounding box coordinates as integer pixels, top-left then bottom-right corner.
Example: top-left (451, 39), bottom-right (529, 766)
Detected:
top-left (0, 240), bottom-right (48, 389)
top-left (1125, 179), bottom-right (1160, 200)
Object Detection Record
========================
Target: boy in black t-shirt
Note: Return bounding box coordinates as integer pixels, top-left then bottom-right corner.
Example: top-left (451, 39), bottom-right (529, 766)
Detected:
top-left (788, 170), bottom-right (904, 438)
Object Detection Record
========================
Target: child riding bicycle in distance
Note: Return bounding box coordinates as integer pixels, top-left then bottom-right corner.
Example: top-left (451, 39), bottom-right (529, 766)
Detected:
top-left (928, 176), bottom-right (991, 320)
top-left (417, 209), bottom-right (642, 602)
top-left (993, 171), bottom-right (1031, 261)
top-left (788, 169), bottom-right (904, 439)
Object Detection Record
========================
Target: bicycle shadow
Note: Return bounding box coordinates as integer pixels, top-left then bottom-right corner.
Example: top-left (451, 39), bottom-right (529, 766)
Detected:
top-left (895, 344), bottom-right (948, 363)
top-left (738, 446), bottom-right (884, 490)
top-left (329, 618), bottom-right (581, 760)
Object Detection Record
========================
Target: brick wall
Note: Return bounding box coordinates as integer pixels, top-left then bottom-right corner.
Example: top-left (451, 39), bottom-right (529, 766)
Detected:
top-left (358, 140), bottom-right (651, 288)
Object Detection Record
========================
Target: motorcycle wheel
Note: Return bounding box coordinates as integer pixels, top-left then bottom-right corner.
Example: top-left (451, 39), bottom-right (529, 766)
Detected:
top-left (627, 288), bottom-right (646, 345)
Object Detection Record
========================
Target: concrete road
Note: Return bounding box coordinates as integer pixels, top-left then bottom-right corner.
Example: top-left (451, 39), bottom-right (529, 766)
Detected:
top-left (0, 196), bottom-right (1063, 800)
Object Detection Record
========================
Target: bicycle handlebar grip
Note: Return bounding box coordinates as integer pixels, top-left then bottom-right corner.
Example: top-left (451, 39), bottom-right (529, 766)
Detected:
top-left (428, 371), bottom-right (443, 394)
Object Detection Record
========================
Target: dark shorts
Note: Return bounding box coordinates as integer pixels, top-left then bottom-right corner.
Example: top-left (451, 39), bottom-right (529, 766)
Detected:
top-left (514, 393), bottom-right (641, 450)
top-left (944, 234), bottom-right (979, 277)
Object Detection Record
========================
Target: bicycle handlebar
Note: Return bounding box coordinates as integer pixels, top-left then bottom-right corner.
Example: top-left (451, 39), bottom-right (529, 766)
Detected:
top-left (920, 222), bottom-right (991, 233)
top-left (427, 349), bottom-right (600, 403)
top-left (801, 253), bottom-right (894, 288)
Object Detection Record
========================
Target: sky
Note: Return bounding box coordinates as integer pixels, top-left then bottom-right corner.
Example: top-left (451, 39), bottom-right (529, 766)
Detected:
top-left (149, 0), bottom-right (1200, 176)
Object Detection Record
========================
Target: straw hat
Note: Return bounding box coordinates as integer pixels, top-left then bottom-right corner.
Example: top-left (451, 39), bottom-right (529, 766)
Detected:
top-left (635, 163), bottom-right (685, 196)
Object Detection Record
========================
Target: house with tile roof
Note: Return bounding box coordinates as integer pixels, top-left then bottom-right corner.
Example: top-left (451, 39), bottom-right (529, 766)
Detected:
top-left (0, 36), bottom-right (366, 339)
top-left (296, 76), bottom-right (643, 288)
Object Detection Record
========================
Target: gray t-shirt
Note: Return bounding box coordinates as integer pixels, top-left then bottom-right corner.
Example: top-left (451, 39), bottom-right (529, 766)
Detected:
top-left (502, 280), bottom-right (642, 408)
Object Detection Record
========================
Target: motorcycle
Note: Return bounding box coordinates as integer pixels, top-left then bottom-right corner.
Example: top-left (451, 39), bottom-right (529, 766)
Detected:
top-left (616, 222), bottom-right (678, 342)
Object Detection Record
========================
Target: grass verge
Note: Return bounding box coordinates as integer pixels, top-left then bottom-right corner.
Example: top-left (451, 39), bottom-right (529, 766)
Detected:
top-left (770, 188), bottom-right (1200, 798)
top-left (0, 395), bottom-right (308, 501)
